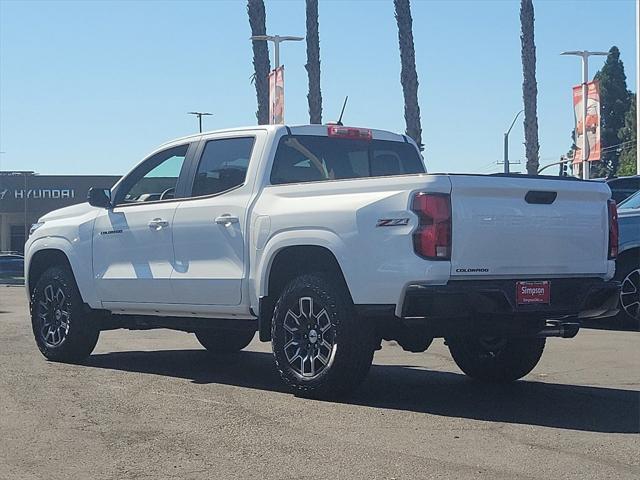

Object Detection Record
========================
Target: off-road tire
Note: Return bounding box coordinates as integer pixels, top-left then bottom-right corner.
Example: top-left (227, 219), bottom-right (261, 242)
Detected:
top-left (31, 265), bottom-right (100, 362)
top-left (271, 273), bottom-right (375, 399)
top-left (447, 336), bottom-right (545, 383)
top-left (195, 329), bottom-right (255, 353)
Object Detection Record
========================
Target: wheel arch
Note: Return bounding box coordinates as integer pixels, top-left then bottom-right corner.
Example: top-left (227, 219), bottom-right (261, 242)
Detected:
top-left (266, 245), bottom-right (351, 299)
top-left (256, 242), bottom-right (352, 342)
top-left (28, 249), bottom-right (73, 295)
top-left (254, 229), bottom-right (351, 298)
top-left (26, 238), bottom-right (99, 308)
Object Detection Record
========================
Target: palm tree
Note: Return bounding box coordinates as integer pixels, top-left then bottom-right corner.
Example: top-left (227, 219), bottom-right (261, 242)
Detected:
top-left (305, 0), bottom-right (322, 124)
top-left (520, 0), bottom-right (540, 174)
top-left (247, 0), bottom-right (271, 125)
top-left (394, 0), bottom-right (422, 148)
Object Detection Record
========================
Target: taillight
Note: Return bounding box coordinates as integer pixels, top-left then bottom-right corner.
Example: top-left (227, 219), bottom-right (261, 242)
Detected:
top-left (608, 199), bottom-right (618, 259)
top-left (412, 193), bottom-right (451, 260)
top-left (327, 125), bottom-right (372, 140)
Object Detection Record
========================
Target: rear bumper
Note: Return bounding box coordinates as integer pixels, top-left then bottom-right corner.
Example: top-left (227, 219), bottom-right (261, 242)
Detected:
top-left (388, 278), bottom-right (619, 339)
top-left (401, 278), bottom-right (619, 321)
top-left (353, 278), bottom-right (619, 340)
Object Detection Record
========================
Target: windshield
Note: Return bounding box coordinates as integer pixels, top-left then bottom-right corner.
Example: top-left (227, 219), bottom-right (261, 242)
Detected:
top-left (618, 190), bottom-right (640, 209)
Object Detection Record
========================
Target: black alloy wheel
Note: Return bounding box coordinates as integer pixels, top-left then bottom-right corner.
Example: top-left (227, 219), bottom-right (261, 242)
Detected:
top-left (31, 266), bottom-right (99, 362)
top-left (271, 274), bottom-right (374, 398)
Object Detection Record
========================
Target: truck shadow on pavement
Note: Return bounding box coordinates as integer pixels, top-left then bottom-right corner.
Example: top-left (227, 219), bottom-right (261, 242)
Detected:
top-left (84, 349), bottom-right (639, 435)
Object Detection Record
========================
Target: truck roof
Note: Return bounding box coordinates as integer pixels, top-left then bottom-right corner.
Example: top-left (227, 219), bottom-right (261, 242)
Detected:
top-left (158, 124), bottom-right (409, 148)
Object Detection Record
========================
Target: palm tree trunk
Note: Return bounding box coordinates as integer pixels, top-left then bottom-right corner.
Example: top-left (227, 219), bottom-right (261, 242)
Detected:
top-left (394, 0), bottom-right (422, 148)
top-left (305, 0), bottom-right (322, 124)
top-left (520, 0), bottom-right (540, 174)
top-left (247, 0), bottom-right (271, 125)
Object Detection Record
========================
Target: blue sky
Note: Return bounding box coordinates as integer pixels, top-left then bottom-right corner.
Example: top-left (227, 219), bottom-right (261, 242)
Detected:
top-left (0, 0), bottom-right (637, 175)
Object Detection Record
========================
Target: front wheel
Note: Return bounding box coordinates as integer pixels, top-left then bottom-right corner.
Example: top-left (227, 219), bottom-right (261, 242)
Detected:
top-left (271, 274), bottom-right (375, 398)
top-left (31, 265), bottom-right (100, 362)
top-left (447, 336), bottom-right (545, 383)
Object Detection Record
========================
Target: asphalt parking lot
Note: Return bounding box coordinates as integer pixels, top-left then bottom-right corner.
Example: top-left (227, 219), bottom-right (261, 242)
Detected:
top-left (1, 285), bottom-right (638, 480)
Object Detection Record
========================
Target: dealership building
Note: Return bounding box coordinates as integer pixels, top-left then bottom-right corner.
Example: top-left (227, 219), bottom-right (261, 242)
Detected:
top-left (0, 171), bottom-right (120, 253)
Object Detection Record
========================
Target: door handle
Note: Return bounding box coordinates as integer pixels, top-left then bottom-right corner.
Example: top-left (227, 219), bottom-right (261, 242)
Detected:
top-left (148, 218), bottom-right (169, 230)
top-left (215, 214), bottom-right (239, 226)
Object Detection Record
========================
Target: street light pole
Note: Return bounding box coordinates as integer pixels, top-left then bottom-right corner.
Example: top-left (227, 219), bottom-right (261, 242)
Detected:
top-left (187, 112), bottom-right (212, 133)
top-left (250, 34), bottom-right (304, 70)
top-left (561, 50), bottom-right (608, 180)
top-left (503, 109), bottom-right (524, 174)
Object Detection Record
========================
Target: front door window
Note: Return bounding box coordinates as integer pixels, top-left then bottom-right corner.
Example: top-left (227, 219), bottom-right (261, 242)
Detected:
top-left (118, 145), bottom-right (188, 204)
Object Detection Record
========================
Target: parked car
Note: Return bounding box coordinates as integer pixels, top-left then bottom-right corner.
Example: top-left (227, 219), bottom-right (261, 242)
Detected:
top-left (24, 124), bottom-right (620, 398)
top-left (615, 190), bottom-right (640, 327)
top-left (606, 175), bottom-right (640, 204)
top-left (0, 252), bottom-right (24, 281)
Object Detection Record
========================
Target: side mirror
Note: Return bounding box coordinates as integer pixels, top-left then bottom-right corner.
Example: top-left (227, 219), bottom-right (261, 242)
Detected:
top-left (87, 187), bottom-right (112, 209)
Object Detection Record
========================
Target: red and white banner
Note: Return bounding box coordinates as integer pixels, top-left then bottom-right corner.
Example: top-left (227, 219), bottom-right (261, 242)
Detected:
top-left (269, 66), bottom-right (284, 125)
top-left (572, 81), bottom-right (601, 164)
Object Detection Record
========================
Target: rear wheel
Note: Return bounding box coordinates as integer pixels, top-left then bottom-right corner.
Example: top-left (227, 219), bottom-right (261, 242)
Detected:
top-left (447, 335), bottom-right (545, 383)
top-left (31, 265), bottom-right (99, 362)
top-left (271, 273), bottom-right (375, 398)
top-left (195, 329), bottom-right (255, 354)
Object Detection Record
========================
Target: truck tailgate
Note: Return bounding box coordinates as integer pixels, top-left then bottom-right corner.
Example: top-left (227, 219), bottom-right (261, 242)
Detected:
top-left (448, 175), bottom-right (611, 278)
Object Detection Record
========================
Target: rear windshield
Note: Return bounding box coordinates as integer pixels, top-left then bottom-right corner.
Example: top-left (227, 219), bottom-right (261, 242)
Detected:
top-left (270, 135), bottom-right (425, 185)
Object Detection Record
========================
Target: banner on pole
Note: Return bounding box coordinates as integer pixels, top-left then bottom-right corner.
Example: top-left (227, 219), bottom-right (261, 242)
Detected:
top-left (269, 66), bottom-right (285, 125)
top-left (572, 81), bottom-right (601, 164)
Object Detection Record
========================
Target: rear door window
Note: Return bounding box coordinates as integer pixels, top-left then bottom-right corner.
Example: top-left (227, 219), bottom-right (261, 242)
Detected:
top-left (270, 135), bottom-right (424, 185)
top-left (191, 137), bottom-right (255, 197)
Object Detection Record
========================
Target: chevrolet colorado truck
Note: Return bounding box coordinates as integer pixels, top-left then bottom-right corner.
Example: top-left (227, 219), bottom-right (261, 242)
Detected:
top-left (24, 124), bottom-right (620, 397)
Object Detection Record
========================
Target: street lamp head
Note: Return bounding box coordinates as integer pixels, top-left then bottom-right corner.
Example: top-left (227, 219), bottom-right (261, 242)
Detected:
top-left (278, 36), bottom-right (304, 42)
top-left (251, 34), bottom-right (304, 43)
top-left (561, 50), bottom-right (609, 57)
top-left (251, 33), bottom-right (304, 69)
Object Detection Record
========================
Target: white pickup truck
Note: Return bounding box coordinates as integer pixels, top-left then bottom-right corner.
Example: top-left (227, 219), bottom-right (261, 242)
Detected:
top-left (25, 124), bottom-right (620, 398)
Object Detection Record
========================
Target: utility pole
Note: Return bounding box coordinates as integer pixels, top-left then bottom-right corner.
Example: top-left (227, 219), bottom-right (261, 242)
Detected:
top-left (561, 50), bottom-right (608, 180)
top-left (187, 112), bottom-right (212, 133)
top-left (503, 109), bottom-right (524, 174)
top-left (250, 34), bottom-right (304, 70)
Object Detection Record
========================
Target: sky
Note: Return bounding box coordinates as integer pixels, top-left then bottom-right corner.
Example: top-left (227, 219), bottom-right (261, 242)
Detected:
top-left (0, 0), bottom-right (637, 176)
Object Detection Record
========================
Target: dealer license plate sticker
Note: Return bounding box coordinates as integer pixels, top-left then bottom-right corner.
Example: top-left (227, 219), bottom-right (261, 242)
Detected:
top-left (516, 281), bottom-right (550, 305)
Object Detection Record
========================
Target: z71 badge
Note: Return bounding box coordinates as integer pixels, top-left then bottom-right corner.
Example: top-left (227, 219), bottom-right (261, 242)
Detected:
top-left (376, 218), bottom-right (409, 227)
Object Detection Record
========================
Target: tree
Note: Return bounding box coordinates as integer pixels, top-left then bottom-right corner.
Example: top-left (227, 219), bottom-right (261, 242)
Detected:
top-left (394, 0), bottom-right (422, 148)
top-left (617, 93), bottom-right (637, 176)
top-left (305, 0), bottom-right (322, 124)
top-left (520, 0), bottom-right (540, 175)
top-left (247, 0), bottom-right (271, 125)
top-left (593, 46), bottom-right (632, 177)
